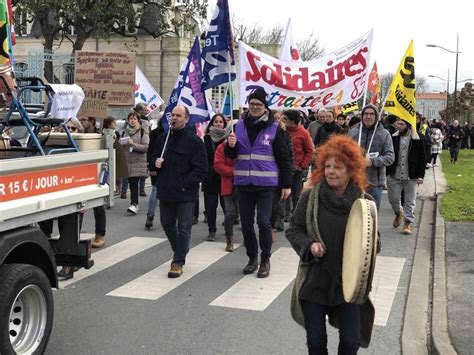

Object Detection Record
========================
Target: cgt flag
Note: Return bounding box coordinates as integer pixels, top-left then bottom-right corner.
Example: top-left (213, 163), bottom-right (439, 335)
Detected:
top-left (201, 0), bottom-right (236, 90)
top-left (367, 62), bottom-right (380, 105)
top-left (384, 41), bottom-right (416, 130)
top-left (163, 37), bottom-right (210, 131)
top-left (280, 17), bottom-right (301, 61)
top-left (134, 66), bottom-right (164, 115)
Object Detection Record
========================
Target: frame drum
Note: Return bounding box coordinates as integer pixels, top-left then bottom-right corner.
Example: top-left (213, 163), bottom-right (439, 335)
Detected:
top-left (342, 198), bottom-right (378, 304)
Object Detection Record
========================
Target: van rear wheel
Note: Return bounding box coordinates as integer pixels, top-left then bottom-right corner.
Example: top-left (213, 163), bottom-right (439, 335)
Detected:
top-left (0, 264), bottom-right (54, 355)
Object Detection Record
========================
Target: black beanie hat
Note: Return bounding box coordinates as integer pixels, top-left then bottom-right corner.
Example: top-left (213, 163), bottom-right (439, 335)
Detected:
top-left (248, 88), bottom-right (268, 108)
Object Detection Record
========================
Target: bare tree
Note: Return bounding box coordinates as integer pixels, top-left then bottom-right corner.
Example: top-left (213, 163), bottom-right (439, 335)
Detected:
top-left (297, 32), bottom-right (324, 61)
top-left (232, 17), bottom-right (324, 60)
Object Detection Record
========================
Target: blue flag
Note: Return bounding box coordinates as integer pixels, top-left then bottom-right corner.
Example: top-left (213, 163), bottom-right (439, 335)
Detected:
top-left (201, 0), bottom-right (236, 90)
top-left (163, 37), bottom-right (210, 131)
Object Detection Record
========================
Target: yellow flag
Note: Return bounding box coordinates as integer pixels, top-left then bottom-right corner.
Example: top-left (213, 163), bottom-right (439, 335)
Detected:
top-left (341, 101), bottom-right (359, 114)
top-left (384, 41), bottom-right (416, 129)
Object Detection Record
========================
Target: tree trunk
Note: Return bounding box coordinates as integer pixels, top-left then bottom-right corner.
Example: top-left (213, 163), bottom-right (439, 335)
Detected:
top-left (72, 31), bottom-right (89, 55)
top-left (43, 34), bottom-right (54, 83)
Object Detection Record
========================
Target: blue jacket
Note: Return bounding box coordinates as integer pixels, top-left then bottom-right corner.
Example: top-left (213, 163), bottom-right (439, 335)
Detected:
top-left (152, 128), bottom-right (208, 202)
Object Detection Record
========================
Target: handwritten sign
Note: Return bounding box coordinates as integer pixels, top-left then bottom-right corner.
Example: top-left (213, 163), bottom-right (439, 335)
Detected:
top-left (78, 88), bottom-right (109, 118)
top-left (75, 51), bottom-right (136, 115)
top-left (0, 164), bottom-right (98, 202)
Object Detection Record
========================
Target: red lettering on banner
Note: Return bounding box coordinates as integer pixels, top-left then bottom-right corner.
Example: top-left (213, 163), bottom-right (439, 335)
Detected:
top-left (245, 47), bottom-right (369, 92)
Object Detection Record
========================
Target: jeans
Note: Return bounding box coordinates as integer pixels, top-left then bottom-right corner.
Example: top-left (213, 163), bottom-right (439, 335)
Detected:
top-left (431, 153), bottom-right (439, 165)
top-left (122, 176), bottom-right (146, 193)
top-left (301, 300), bottom-right (361, 355)
top-left (449, 146), bottom-right (460, 162)
top-left (128, 177), bottom-right (140, 206)
top-left (159, 200), bottom-right (194, 265)
top-left (271, 187), bottom-right (284, 227)
top-left (223, 195), bottom-right (238, 237)
top-left (78, 205), bottom-right (106, 235)
top-left (386, 176), bottom-right (417, 223)
top-left (291, 169), bottom-right (304, 211)
top-left (367, 186), bottom-right (383, 211)
top-left (204, 192), bottom-right (219, 233)
top-left (237, 189), bottom-right (274, 259)
top-left (147, 185), bottom-right (158, 218)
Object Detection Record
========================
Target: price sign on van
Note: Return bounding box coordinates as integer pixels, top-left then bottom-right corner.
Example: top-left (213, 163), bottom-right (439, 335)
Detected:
top-left (0, 164), bottom-right (98, 202)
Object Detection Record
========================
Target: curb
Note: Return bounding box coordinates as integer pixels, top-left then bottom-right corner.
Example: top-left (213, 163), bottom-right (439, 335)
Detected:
top-left (401, 198), bottom-right (433, 355)
top-left (431, 164), bottom-right (457, 354)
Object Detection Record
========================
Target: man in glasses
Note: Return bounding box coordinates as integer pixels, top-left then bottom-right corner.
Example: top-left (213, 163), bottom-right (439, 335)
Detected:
top-left (225, 88), bottom-right (293, 278)
top-left (348, 104), bottom-right (394, 211)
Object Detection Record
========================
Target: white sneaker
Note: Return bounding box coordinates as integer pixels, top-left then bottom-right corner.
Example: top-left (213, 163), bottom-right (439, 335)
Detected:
top-left (127, 204), bottom-right (139, 214)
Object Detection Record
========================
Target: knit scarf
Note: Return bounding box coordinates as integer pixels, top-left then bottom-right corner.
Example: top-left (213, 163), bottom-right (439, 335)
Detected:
top-left (127, 124), bottom-right (140, 136)
top-left (305, 180), bottom-right (362, 249)
top-left (209, 120), bottom-right (238, 143)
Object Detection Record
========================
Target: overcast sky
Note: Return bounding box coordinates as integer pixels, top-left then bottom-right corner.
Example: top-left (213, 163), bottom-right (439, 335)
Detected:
top-left (210, 0), bottom-right (473, 93)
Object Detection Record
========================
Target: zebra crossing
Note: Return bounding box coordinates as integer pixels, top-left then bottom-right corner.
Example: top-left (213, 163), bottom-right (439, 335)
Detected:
top-left (59, 235), bottom-right (405, 327)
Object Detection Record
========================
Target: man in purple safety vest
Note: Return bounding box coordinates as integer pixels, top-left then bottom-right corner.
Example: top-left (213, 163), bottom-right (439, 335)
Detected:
top-left (225, 89), bottom-right (293, 278)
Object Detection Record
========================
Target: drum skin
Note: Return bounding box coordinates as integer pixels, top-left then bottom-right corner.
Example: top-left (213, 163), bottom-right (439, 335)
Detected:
top-left (342, 198), bottom-right (378, 304)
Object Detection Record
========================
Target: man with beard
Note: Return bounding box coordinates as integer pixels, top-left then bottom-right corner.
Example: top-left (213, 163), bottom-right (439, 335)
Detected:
top-left (386, 118), bottom-right (426, 235)
top-left (348, 104), bottom-right (394, 210)
top-left (152, 105), bottom-right (208, 278)
top-left (225, 89), bottom-right (293, 278)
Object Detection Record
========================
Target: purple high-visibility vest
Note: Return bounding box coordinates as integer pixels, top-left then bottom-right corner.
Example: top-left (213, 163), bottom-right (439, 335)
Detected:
top-left (234, 120), bottom-right (279, 186)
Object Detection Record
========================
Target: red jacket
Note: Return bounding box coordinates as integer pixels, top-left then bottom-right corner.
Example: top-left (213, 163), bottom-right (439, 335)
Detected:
top-left (214, 142), bottom-right (235, 196)
top-left (286, 125), bottom-right (315, 169)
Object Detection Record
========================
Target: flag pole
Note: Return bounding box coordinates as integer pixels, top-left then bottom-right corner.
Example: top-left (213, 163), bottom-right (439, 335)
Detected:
top-left (227, 50), bottom-right (234, 132)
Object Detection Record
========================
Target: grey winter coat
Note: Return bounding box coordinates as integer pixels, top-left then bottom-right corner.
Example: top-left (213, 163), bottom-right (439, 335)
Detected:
top-left (122, 128), bottom-right (149, 177)
top-left (348, 122), bottom-right (394, 187)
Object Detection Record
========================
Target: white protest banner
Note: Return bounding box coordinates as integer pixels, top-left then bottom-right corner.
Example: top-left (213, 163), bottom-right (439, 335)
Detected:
top-left (49, 84), bottom-right (85, 119)
top-left (134, 66), bottom-right (164, 115)
top-left (239, 30), bottom-right (373, 110)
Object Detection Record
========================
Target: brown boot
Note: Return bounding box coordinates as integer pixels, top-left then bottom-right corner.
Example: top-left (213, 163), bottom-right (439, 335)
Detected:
top-left (225, 236), bottom-right (234, 252)
top-left (257, 258), bottom-right (271, 278)
top-left (402, 222), bottom-right (412, 235)
top-left (92, 234), bottom-right (105, 248)
top-left (393, 211), bottom-right (404, 228)
top-left (243, 258), bottom-right (258, 274)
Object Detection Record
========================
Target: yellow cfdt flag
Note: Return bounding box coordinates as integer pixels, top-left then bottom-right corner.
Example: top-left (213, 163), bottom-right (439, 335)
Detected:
top-left (384, 41), bottom-right (416, 130)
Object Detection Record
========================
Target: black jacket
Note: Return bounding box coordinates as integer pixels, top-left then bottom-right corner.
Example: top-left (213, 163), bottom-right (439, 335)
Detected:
top-left (386, 131), bottom-right (426, 179)
top-left (201, 135), bottom-right (223, 194)
top-left (314, 121), bottom-right (342, 146)
top-left (152, 127), bottom-right (208, 202)
top-left (224, 112), bottom-right (293, 190)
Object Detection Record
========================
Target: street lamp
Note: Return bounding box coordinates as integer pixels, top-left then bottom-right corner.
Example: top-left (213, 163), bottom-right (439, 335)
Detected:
top-left (427, 34), bottom-right (461, 121)
top-left (428, 72), bottom-right (450, 120)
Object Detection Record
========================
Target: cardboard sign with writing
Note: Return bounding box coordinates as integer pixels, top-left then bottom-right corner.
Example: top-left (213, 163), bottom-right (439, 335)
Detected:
top-left (78, 88), bottom-right (109, 118)
top-left (75, 51), bottom-right (136, 116)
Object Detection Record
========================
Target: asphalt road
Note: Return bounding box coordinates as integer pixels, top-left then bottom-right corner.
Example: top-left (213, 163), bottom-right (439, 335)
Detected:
top-left (45, 189), bottom-right (420, 354)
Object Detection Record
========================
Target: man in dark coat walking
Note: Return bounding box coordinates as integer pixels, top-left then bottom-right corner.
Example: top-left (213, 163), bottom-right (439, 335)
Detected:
top-left (152, 105), bottom-right (208, 278)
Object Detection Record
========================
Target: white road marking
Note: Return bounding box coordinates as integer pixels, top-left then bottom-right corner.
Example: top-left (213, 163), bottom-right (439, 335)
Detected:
top-left (370, 256), bottom-right (406, 326)
top-left (61, 237), bottom-right (165, 287)
top-left (209, 247), bottom-right (299, 311)
top-left (107, 242), bottom-right (240, 300)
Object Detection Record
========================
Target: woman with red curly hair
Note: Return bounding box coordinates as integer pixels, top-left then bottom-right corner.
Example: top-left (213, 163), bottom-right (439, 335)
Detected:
top-left (286, 135), bottom-right (375, 354)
